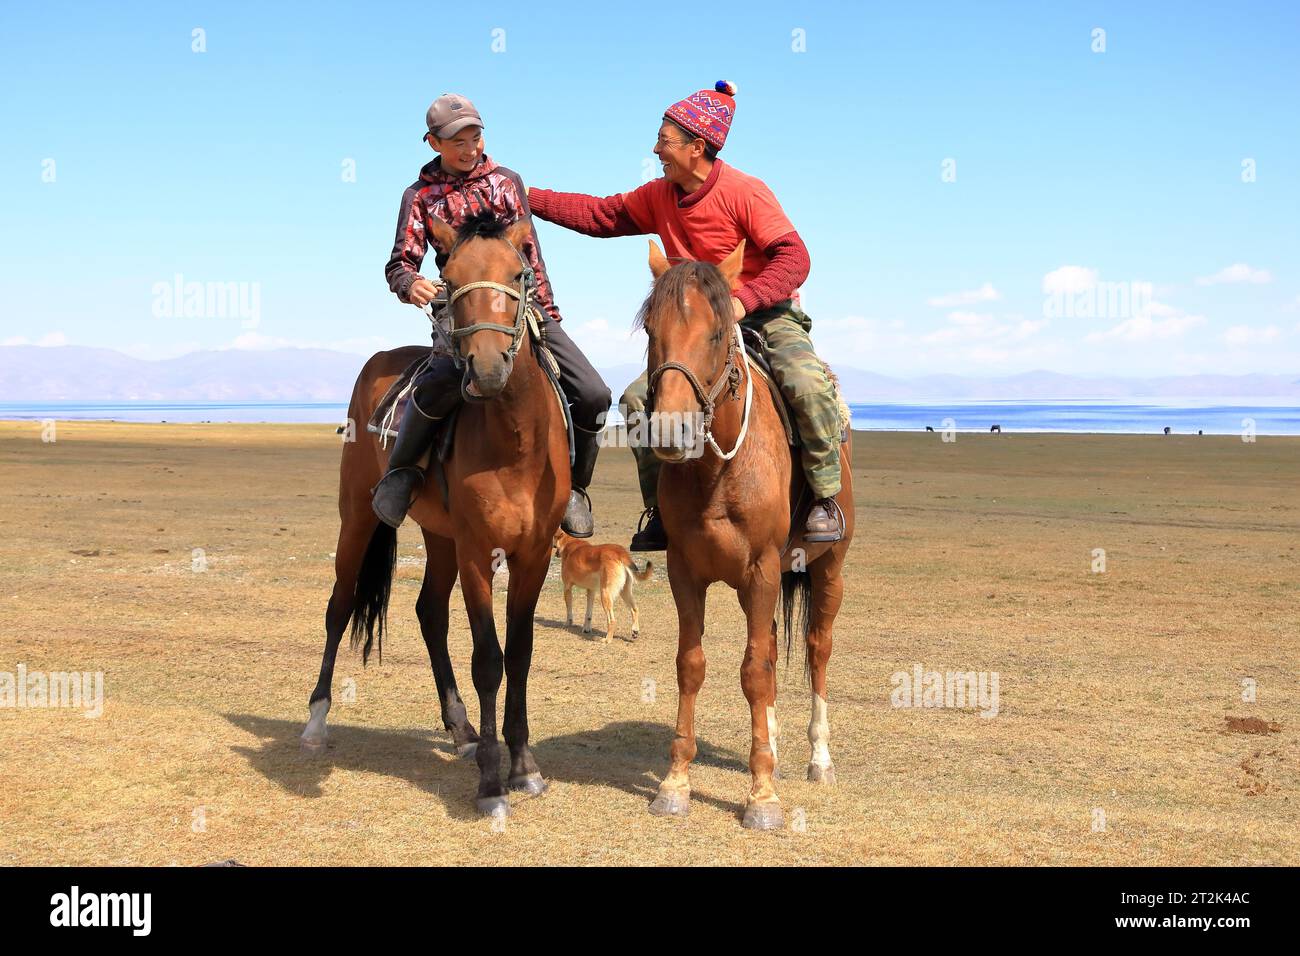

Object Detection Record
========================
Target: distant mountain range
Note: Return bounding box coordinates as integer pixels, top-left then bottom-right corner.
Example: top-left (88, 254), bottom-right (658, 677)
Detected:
top-left (2, 345), bottom-right (1297, 403)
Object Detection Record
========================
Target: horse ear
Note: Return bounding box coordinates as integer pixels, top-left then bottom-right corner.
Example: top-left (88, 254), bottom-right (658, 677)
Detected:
top-left (428, 217), bottom-right (457, 254)
top-left (505, 217), bottom-right (533, 250)
top-left (717, 240), bottom-right (746, 290)
top-left (648, 240), bottom-right (671, 279)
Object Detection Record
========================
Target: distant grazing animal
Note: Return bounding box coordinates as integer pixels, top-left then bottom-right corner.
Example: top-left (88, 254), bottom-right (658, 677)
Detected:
top-left (1163, 426), bottom-right (1171, 435)
top-left (990, 424), bottom-right (1002, 433)
top-left (1198, 430), bottom-right (1203, 435)
top-left (925, 425), bottom-right (935, 432)
top-left (553, 529), bottom-right (653, 643)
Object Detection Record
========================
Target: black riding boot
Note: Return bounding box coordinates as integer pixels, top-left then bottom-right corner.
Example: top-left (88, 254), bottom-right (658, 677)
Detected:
top-left (372, 359), bottom-right (463, 528)
top-left (630, 507), bottom-right (667, 552)
top-left (561, 423), bottom-right (601, 537)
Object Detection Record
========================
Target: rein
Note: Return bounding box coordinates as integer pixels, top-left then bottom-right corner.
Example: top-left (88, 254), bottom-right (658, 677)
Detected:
top-left (647, 322), bottom-right (753, 461)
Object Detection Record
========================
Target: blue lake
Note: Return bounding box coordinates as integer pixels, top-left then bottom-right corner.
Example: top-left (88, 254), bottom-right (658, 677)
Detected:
top-left (1, 400), bottom-right (1298, 435)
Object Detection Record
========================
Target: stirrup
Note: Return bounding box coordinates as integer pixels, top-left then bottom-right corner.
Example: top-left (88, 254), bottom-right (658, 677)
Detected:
top-left (804, 496), bottom-right (845, 543)
top-left (561, 487), bottom-right (595, 538)
top-left (372, 466), bottom-right (426, 528)
top-left (373, 465), bottom-right (426, 491)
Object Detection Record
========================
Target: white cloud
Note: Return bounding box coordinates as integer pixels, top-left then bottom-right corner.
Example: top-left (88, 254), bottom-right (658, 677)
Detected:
top-left (1195, 263), bottom-right (1273, 286)
top-left (566, 317), bottom-right (645, 368)
top-left (1223, 324), bottom-right (1282, 347)
top-left (1146, 300), bottom-right (1182, 317)
top-left (1042, 266), bottom-right (1098, 295)
top-left (921, 311), bottom-right (1048, 347)
top-left (926, 282), bottom-right (1001, 308)
top-left (1084, 313), bottom-right (1207, 343)
top-left (809, 312), bottom-right (1062, 375)
top-left (1, 331), bottom-right (67, 347)
top-left (225, 331), bottom-right (393, 355)
top-left (1011, 318), bottom-right (1049, 339)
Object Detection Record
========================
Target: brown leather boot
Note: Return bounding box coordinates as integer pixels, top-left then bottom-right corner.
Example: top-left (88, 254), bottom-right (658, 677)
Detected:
top-left (804, 497), bottom-right (844, 543)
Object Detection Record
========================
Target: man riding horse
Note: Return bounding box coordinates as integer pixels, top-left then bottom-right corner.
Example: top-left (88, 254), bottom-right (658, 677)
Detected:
top-left (376, 93), bottom-right (611, 536)
top-left (527, 81), bottom-right (845, 550)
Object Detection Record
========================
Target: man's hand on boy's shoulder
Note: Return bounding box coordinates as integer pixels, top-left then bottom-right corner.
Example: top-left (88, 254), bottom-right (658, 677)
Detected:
top-left (408, 277), bottom-right (445, 307)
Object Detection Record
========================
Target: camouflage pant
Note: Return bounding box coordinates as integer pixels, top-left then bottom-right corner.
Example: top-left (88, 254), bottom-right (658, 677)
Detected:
top-left (620, 300), bottom-right (843, 507)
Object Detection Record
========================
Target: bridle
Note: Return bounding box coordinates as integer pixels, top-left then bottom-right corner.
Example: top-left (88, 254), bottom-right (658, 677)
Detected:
top-left (646, 320), bottom-right (753, 460)
top-left (424, 239), bottom-right (536, 402)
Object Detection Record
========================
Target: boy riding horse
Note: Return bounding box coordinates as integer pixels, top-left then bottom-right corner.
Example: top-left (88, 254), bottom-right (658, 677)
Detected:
top-left (527, 82), bottom-right (844, 550)
top-left (376, 93), bottom-right (612, 536)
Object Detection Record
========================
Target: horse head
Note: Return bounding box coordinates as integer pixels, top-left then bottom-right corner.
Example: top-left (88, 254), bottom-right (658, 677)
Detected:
top-left (428, 212), bottom-right (536, 400)
top-left (638, 239), bottom-right (746, 462)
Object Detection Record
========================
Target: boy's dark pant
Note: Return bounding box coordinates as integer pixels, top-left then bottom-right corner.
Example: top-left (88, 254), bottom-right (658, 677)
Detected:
top-left (536, 311), bottom-right (613, 437)
top-left (411, 310), bottom-right (611, 480)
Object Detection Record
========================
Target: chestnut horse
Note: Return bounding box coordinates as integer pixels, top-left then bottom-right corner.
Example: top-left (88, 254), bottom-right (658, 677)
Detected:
top-left (639, 240), bottom-right (854, 830)
top-left (300, 215), bottom-right (569, 817)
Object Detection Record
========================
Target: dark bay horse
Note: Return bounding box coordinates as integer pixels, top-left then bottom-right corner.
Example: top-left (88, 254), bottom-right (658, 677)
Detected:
top-left (639, 240), bottom-right (855, 830)
top-left (301, 215), bottom-right (569, 816)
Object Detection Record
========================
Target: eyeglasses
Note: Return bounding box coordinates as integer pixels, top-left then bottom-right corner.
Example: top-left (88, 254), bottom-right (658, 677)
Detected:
top-left (655, 134), bottom-right (694, 150)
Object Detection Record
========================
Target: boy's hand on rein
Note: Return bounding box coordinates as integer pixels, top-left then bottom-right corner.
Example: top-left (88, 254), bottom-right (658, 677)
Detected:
top-left (409, 278), bottom-right (445, 306)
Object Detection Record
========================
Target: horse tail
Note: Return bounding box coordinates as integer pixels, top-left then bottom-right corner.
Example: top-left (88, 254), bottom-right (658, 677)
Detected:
top-left (779, 567), bottom-right (812, 679)
top-left (349, 522), bottom-right (397, 665)
top-left (631, 559), bottom-right (654, 582)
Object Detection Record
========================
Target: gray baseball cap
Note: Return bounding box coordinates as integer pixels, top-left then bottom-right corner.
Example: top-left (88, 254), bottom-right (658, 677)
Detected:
top-left (424, 93), bottom-right (484, 140)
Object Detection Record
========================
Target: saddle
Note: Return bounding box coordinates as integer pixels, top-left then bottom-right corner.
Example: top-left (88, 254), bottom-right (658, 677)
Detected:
top-left (366, 307), bottom-right (573, 507)
top-left (739, 326), bottom-right (851, 447)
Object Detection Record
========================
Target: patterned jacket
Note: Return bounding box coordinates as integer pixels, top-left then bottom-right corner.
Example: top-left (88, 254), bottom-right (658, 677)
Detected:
top-left (385, 154), bottom-right (562, 321)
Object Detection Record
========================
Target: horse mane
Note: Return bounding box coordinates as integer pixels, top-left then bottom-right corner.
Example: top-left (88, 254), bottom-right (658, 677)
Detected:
top-left (456, 210), bottom-right (509, 242)
top-left (634, 260), bottom-right (736, 336)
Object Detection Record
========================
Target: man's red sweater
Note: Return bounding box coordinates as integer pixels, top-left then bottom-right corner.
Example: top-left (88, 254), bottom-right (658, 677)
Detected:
top-left (529, 159), bottom-right (811, 315)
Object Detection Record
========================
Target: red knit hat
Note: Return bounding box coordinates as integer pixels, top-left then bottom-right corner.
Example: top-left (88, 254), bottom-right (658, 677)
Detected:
top-left (664, 81), bottom-right (737, 151)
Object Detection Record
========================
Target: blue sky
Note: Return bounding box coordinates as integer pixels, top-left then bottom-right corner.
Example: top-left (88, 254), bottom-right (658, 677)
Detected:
top-left (1, 0), bottom-right (1297, 379)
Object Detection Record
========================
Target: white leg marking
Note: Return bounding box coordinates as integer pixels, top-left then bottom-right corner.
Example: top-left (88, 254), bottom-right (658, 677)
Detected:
top-left (765, 705), bottom-right (780, 766)
top-left (302, 697), bottom-right (330, 749)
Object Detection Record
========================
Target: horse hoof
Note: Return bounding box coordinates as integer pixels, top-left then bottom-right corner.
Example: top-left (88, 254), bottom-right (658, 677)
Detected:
top-left (742, 801), bottom-right (784, 831)
top-left (299, 735), bottom-right (327, 755)
top-left (456, 742), bottom-right (479, 760)
top-left (648, 790), bottom-right (690, 817)
top-left (630, 630), bottom-right (639, 641)
top-left (476, 795), bottom-right (510, 818)
top-left (508, 773), bottom-right (548, 797)
top-left (772, 765), bottom-right (783, 781)
top-left (807, 763), bottom-right (837, 785)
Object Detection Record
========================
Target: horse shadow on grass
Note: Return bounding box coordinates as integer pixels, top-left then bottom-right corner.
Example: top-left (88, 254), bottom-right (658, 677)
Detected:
top-left (224, 712), bottom-right (491, 819)
top-left (222, 712), bottom-right (749, 819)
top-left (531, 721), bottom-right (750, 816)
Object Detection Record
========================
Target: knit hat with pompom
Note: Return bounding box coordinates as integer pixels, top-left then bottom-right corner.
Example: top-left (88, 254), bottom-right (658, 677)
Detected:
top-left (664, 81), bottom-right (737, 151)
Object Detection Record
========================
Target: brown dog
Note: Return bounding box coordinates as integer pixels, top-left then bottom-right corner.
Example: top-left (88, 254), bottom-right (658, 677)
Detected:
top-left (553, 530), bottom-right (653, 643)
